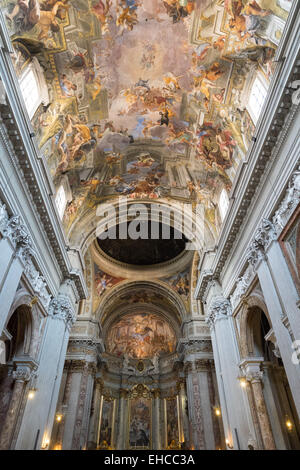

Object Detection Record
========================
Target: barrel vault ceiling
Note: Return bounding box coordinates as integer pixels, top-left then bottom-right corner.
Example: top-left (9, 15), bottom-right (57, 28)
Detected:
top-left (3, 0), bottom-right (291, 240)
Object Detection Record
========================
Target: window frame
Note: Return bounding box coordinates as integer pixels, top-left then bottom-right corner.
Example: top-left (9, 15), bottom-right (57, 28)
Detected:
top-left (247, 73), bottom-right (268, 125)
top-left (219, 188), bottom-right (230, 222)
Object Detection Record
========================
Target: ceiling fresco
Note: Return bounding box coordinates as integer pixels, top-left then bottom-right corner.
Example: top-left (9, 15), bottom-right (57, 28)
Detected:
top-left (163, 268), bottom-right (190, 305)
top-left (106, 313), bottom-right (176, 358)
top-left (3, 0), bottom-right (292, 239)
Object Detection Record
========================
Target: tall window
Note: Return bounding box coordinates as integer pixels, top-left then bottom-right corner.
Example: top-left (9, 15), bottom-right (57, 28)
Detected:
top-left (55, 185), bottom-right (66, 220)
top-left (19, 67), bottom-right (41, 119)
top-left (219, 188), bottom-right (229, 222)
top-left (248, 74), bottom-right (268, 124)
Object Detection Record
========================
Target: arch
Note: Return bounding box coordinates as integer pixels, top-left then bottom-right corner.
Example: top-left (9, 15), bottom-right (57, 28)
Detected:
top-left (96, 280), bottom-right (187, 352)
top-left (67, 196), bottom-right (216, 257)
top-left (5, 289), bottom-right (42, 360)
top-left (239, 293), bottom-right (271, 359)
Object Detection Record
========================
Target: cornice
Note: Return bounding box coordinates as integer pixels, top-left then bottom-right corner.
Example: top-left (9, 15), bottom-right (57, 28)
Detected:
top-left (195, 20), bottom-right (300, 301)
top-left (0, 39), bottom-right (87, 300)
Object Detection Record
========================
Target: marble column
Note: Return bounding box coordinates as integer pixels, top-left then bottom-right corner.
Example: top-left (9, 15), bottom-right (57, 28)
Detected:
top-left (152, 389), bottom-right (161, 449)
top-left (0, 358), bottom-right (37, 449)
top-left (240, 359), bottom-right (276, 450)
top-left (177, 379), bottom-right (190, 448)
top-left (52, 368), bottom-right (73, 450)
top-left (207, 298), bottom-right (258, 450)
top-left (116, 389), bottom-right (128, 449)
top-left (87, 378), bottom-right (103, 449)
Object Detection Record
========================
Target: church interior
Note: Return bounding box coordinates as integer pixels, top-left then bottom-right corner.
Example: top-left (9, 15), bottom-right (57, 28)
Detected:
top-left (0, 0), bottom-right (300, 451)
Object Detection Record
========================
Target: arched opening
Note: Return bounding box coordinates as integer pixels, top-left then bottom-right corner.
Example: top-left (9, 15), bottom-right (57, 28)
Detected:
top-left (0, 305), bottom-right (32, 440)
top-left (246, 306), bottom-right (300, 449)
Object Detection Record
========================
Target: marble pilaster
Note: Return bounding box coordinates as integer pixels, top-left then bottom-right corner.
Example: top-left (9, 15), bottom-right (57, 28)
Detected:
top-left (207, 297), bottom-right (258, 450)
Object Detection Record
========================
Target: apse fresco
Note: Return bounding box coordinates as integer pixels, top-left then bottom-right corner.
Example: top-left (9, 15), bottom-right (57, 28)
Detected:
top-left (3, 0), bottom-right (293, 235)
top-left (129, 397), bottom-right (151, 448)
top-left (106, 313), bottom-right (176, 358)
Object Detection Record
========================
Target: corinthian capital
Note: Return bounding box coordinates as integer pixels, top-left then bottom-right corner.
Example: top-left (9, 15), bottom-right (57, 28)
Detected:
top-left (2, 214), bottom-right (33, 263)
top-left (48, 294), bottom-right (75, 327)
top-left (12, 366), bottom-right (32, 382)
top-left (246, 218), bottom-right (276, 267)
top-left (240, 357), bottom-right (264, 384)
top-left (206, 297), bottom-right (231, 329)
top-left (246, 370), bottom-right (264, 384)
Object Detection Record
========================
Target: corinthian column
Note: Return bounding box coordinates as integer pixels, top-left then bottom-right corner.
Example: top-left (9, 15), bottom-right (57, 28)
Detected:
top-left (179, 337), bottom-right (216, 450)
top-left (152, 389), bottom-right (161, 449)
top-left (177, 379), bottom-right (190, 448)
top-left (116, 389), bottom-right (128, 449)
top-left (240, 359), bottom-right (276, 450)
top-left (87, 378), bottom-right (103, 449)
top-left (0, 359), bottom-right (36, 449)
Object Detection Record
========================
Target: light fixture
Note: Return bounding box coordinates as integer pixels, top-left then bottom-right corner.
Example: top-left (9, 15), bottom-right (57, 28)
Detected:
top-left (286, 419), bottom-right (293, 431)
top-left (215, 407), bottom-right (221, 417)
top-left (56, 414), bottom-right (63, 423)
top-left (41, 437), bottom-right (50, 449)
top-left (239, 377), bottom-right (247, 388)
top-left (225, 438), bottom-right (233, 449)
top-left (28, 389), bottom-right (36, 400)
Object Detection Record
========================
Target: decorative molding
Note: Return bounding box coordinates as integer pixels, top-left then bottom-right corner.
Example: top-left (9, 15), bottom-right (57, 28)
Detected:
top-left (178, 338), bottom-right (212, 356)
